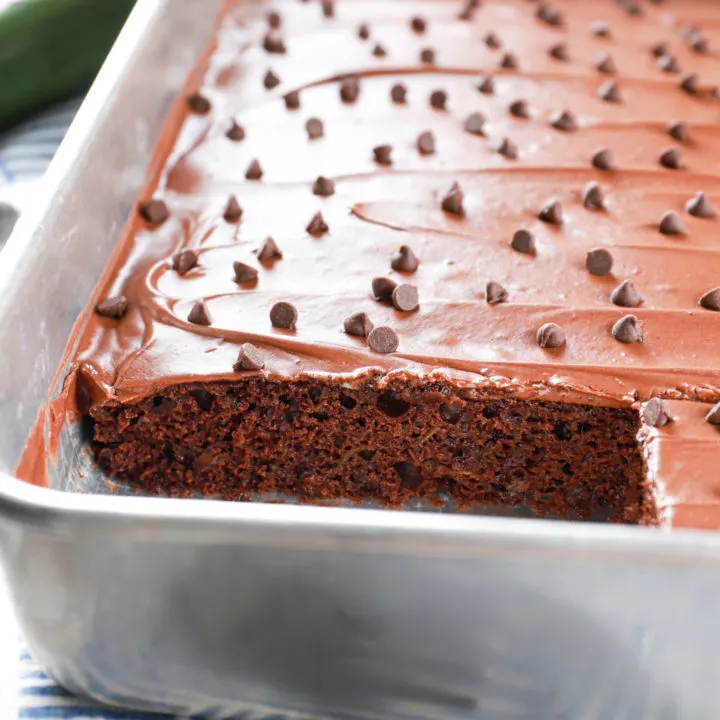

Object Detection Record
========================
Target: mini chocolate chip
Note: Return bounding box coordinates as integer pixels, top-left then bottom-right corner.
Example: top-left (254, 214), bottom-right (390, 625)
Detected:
top-left (659, 210), bottom-right (684, 235)
top-left (411, 15), bottom-right (427, 33)
top-left (270, 301), bottom-right (298, 329)
top-left (500, 52), bottom-right (518, 70)
top-left (705, 402), bottom-right (720, 425)
top-left (612, 314), bottom-right (643, 344)
top-left (586, 248), bottom-right (613, 276)
top-left (391, 245), bottom-right (419, 273)
top-left (496, 138), bottom-right (518, 159)
top-left (511, 229), bottom-right (536, 255)
top-left (245, 159), bottom-right (263, 180)
top-left (458, 0), bottom-right (480, 21)
top-left (686, 192), bottom-right (716, 218)
top-left (583, 182), bottom-right (605, 210)
top-left (652, 41), bottom-right (668, 58)
top-left (344, 312), bottom-right (374, 338)
top-left (549, 110), bottom-right (577, 131)
top-left (138, 198), bottom-right (169, 225)
top-left (464, 112), bottom-right (486, 135)
top-left (226, 121), bottom-right (245, 141)
top-left (478, 75), bottom-right (495, 94)
top-left (187, 93), bottom-right (211, 114)
top-left (263, 32), bottom-right (286, 54)
top-left (485, 32), bottom-right (501, 49)
top-left (306, 211), bottom-right (329, 234)
top-left (619, 0), bottom-right (641, 15)
top-left (283, 90), bottom-right (300, 109)
top-left (391, 83), bottom-right (407, 103)
top-left (598, 80), bottom-right (621, 102)
top-left (592, 21), bottom-right (611, 38)
top-left (223, 195), bottom-right (243, 222)
top-left (592, 148), bottom-right (613, 170)
top-left (357, 23), bottom-right (370, 40)
top-left (548, 43), bottom-right (567, 61)
top-left (539, 200), bottom-right (562, 224)
top-left (257, 236), bottom-right (282, 261)
top-left (392, 284), bottom-right (419, 312)
top-left (441, 182), bottom-right (464, 216)
top-left (313, 176), bottom-right (335, 197)
top-left (644, 397), bottom-right (671, 428)
top-left (96, 296), bottom-right (128, 319)
top-left (659, 147), bottom-right (682, 169)
top-left (306, 117), bottom-right (324, 140)
top-left (699, 288), bottom-right (720, 311)
top-left (657, 54), bottom-right (680, 73)
top-left (372, 276), bottom-right (397, 301)
top-left (188, 301), bottom-right (211, 326)
top-left (173, 249), bottom-right (198, 275)
top-left (367, 326), bottom-right (399, 353)
top-left (234, 343), bottom-right (264, 371)
top-left (263, 69), bottom-right (280, 89)
top-left (596, 52), bottom-right (617, 74)
top-left (373, 43), bottom-right (387, 58)
top-left (509, 99), bottom-right (529, 118)
top-left (611, 280), bottom-right (643, 308)
top-left (486, 281), bottom-right (508, 305)
top-left (373, 144), bottom-right (392, 165)
top-left (668, 121), bottom-right (688, 142)
top-left (537, 3), bottom-right (563, 26)
top-left (691, 34), bottom-right (708, 54)
top-left (417, 131), bottom-right (435, 156)
top-left (321, 0), bottom-right (334, 18)
top-left (233, 261), bottom-right (258, 284)
top-left (340, 75), bottom-right (360, 103)
top-left (680, 73), bottom-right (699, 95)
top-left (537, 323), bottom-right (566, 349)
top-left (430, 90), bottom-right (447, 110)
top-left (420, 48), bottom-right (435, 64)
top-left (267, 10), bottom-right (281, 29)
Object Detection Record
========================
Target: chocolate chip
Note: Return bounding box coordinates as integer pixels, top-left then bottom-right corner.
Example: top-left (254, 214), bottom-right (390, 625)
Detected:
top-left (686, 192), bottom-right (716, 219)
top-left (536, 323), bottom-right (566, 349)
top-left (373, 43), bottom-right (387, 58)
top-left (245, 159), bottom-right (263, 180)
top-left (619, 0), bottom-right (641, 15)
top-left (539, 200), bottom-right (562, 224)
top-left (344, 312), bottom-right (374, 338)
top-left (283, 90), bottom-right (300, 110)
top-left (644, 397), bottom-right (671, 428)
top-left (612, 314), bottom-right (643, 344)
top-left (391, 83), bottom-right (407, 103)
top-left (417, 131), bottom-right (435, 156)
top-left (313, 176), bottom-right (335, 197)
top-left (430, 89), bottom-right (447, 110)
top-left (509, 100), bottom-right (529, 118)
top-left (500, 53), bottom-right (518, 70)
top-left (392, 284), bottom-right (419, 312)
top-left (340, 75), bottom-right (360, 103)
top-left (411, 15), bottom-right (427, 33)
top-left (596, 53), bottom-right (617, 74)
top-left (592, 148), bottom-right (613, 170)
top-left (373, 144), bottom-right (392, 165)
top-left (537, 3), bottom-right (563, 27)
top-left (321, 0), bottom-right (334, 18)
top-left (464, 112), bottom-right (486, 135)
top-left (223, 195), bottom-right (242, 222)
top-left (306, 117), bottom-right (324, 140)
top-left (441, 182), bottom-right (464, 216)
top-left (651, 41), bottom-right (668, 58)
top-left (496, 138), bottom-right (518, 159)
top-left (659, 147), bottom-right (682, 169)
top-left (138, 198), bottom-right (169, 225)
top-left (699, 287), bottom-right (720, 311)
top-left (582, 182), bottom-right (605, 210)
top-left (95, 296), bottom-right (128, 319)
top-left (263, 69), bottom-right (280, 89)
top-left (549, 43), bottom-right (568, 61)
top-left (188, 301), bottom-right (211, 326)
top-left (267, 10), bottom-right (281, 29)
top-left (691, 34), bottom-right (708, 54)
top-left (705, 402), bottom-right (720, 425)
top-left (486, 281), bottom-right (508, 305)
top-left (173, 249), bottom-right (198, 275)
top-left (420, 48), bottom-right (435, 64)
top-left (598, 80), bottom-right (621, 102)
top-left (270, 301), bottom-right (298, 329)
top-left (257, 236), bottom-right (282, 261)
top-left (357, 23), bottom-right (370, 40)
top-left (367, 326), bottom-right (399, 354)
top-left (485, 32), bottom-right (501, 49)
top-left (477, 75), bottom-right (495, 94)
top-left (233, 261), bottom-right (258, 284)
top-left (680, 73), bottom-right (699, 95)
top-left (657, 54), bottom-right (680, 73)
top-left (668, 121), bottom-right (688, 142)
top-left (458, 0), bottom-right (480, 21)
top-left (592, 21), bottom-right (611, 38)
top-left (394, 460), bottom-right (422, 490)
top-left (372, 276), bottom-right (397, 301)
top-left (263, 32), bottom-right (286, 54)
top-left (187, 93), bottom-right (211, 114)
top-left (511, 229), bottom-right (536, 255)
top-left (659, 210), bottom-right (684, 235)
top-left (586, 248), bottom-right (613, 276)
top-left (549, 110), bottom-right (577, 131)
top-left (391, 245), bottom-right (419, 273)
top-left (611, 280), bottom-right (643, 308)
top-left (234, 343), bottom-right (264, 371)
top-left (226, 121), bottom-right (245, 141)
top-left (306, 211), bottom-right (329, 235)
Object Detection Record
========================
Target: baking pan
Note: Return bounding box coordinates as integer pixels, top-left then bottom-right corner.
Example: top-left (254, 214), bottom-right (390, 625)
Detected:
top-left (0, 1), bottom-right (719, 718)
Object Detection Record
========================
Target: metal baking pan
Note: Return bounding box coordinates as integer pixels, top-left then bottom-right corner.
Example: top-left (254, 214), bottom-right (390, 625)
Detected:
top-left (0, 1), bottom-right (719, 718)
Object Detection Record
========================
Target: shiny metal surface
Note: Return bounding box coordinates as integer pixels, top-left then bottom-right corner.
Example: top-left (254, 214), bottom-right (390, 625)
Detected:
top-left (0, 1), bottom-right (719, 718)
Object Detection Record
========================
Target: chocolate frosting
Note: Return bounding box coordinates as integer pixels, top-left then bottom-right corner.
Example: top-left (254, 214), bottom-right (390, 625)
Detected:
top-left (22, 0), bottom-right (720, 528)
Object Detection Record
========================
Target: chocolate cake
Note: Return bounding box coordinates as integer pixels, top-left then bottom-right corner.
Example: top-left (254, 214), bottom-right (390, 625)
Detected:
top-left (20, 0), bottom-right (720, 529)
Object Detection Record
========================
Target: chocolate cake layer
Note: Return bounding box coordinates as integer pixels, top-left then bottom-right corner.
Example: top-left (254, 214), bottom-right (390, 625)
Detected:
top-left (20, 0), bottom-right (720, 528)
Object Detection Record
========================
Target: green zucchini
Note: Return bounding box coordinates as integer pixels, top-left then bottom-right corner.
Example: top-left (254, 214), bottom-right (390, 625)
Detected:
top-left (0, 0), bottom-right (134, 130)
